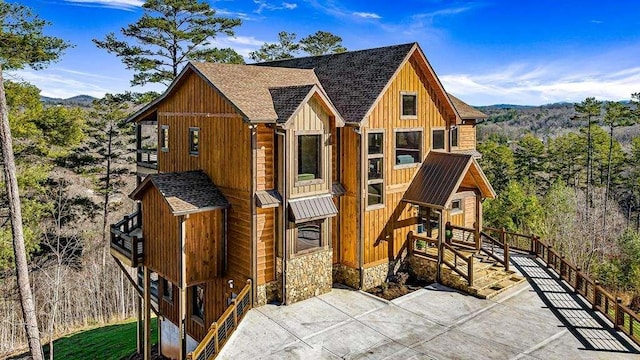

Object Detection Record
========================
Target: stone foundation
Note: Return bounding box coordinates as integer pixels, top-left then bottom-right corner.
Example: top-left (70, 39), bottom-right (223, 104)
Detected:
top-left (255, 280), bottom-right (280, 306)
top-left (408, 254), bottom-right (470, 292)
top-left (285, 249), bottom-right (332, 304)
top-left (332, 263), bottom-right (360, 289)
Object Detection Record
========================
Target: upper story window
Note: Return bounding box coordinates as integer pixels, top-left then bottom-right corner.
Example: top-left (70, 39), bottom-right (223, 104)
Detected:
top-left (189, 127), bottom-right (199, 155)
top-left (395, 130), bottom-right (422, 166)
top-left (192, 284), bottom-right (204, 322)
top-left (160, 125), bottom-right (169, 152)
top-left (450, 127), bottom-right (458, 148)
top-left (297, 133), bottom-right (322, 183)
top-left (432, 128), bottom-right (445, 150)
top-left (296, 220), bottom-right (322, 253)
top-left (401, 92), bottom-right (417, 118)
top-left (451, 199), bottom-right (462, 213)
top-left (367, 131), bottom-right (384, 207)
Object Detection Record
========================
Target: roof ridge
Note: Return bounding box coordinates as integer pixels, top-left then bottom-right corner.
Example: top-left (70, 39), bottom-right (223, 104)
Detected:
top-left (255, 42), bottom-right (416, 65)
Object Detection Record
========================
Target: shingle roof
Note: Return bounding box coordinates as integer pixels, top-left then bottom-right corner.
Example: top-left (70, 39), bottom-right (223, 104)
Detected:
top-left (256, 43), bottom-right (416, 124)
top-left (269, 85), bottom-right (315, 124)
top-left (448, 94), bottom-right (487, 119)
top-left (130, 171), bottom-right (229, 215)
top-left (288, 194), bottom-right (338, 223)
top-left (191, 62), bottom-right (321, 122)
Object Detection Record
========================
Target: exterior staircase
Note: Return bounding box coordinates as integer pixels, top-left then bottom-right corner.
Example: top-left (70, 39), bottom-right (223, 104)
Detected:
top-left (467, 251), bottom-right (525, 299)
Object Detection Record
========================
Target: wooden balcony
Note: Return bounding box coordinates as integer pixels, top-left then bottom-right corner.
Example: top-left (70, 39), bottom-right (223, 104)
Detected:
top-left (110, 211), bottom-right (143, 267)
top-left (137, 149), bottom-right (158, 176)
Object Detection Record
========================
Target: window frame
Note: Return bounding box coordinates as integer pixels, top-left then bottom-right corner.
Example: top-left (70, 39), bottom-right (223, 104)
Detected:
top-left (294, 219), bottom-right (324, 255)
top-left (400, 91), bottom-right (418, 119)
top-left (393, 128), bottom-right (423, 169)
top-left (450, 126), bottom-right (459, 149)
top-left (160, 125), bottom-right (169, 152)
top-left (162, 278), bottom-right (173, 304)
top-left (189, 127), bottom-right (200, 156)
top-left (431, 127), bottom-right (446, 151)
top-left (191, 284), bottom-right (205, 325)
top-left (366, 130), bottom-right (385, 209)
top-left (294, 130), bottom-right (324, 186)
top-left (451, 198), bottom-right (463, 214)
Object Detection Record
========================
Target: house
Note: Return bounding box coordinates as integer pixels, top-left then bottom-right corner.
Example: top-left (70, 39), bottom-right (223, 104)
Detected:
top-left (110, 43), bottom-right (497, 360)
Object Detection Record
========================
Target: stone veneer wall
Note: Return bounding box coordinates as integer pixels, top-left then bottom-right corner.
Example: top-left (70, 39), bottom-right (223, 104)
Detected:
top-left (285, 249), bottom-right (332, 304)
top-left (255, 281), bottom-right (280, 306)
top-left (332, 263), bottom-right (360, 289)
top-left (408, 254), bottom-right (470, 292)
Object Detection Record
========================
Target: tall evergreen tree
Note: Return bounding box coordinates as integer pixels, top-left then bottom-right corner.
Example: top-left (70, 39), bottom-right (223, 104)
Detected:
top-left (514, 134), bottom-right (546, 191)
top-left (0, 3), bottom-right (71, 359)
top-left (299, 31), bottom-right (347, 55)
top-left (250, 31), bottom-right (300, 62)
top-left (94, 0), bottom-right (242, 86)
top-left (573, 97), bottom-right (602, 212)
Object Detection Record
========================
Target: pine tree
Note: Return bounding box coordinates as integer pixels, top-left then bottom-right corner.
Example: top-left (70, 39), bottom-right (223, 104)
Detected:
top-left (300, 31), bottom-right (347, 56)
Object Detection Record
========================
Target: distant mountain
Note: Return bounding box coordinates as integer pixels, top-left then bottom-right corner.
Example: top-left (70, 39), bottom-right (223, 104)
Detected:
top-left (41, 95), bottom-right (96, 107)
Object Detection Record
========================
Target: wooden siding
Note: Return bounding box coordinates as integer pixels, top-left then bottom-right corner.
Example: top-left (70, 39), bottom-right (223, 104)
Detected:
top-left (288, 96), bottom-right (332, 199)
top-left (185, 210), bottom-right (223, 285)
top-left (361, 52), bottom-right (449, 266)
top-left (338, 128), bottom-right (359, 268)
top-left (464, 194), bottom-right (476, 229)
top-left (142, 186), bottom-right (179, 284)
top-left (186, 278), bottom-right (233, 341)
top-left (159, 278), bottom-right (179, 326)
top-left (255, 124), bottom-right (276, 285)
top-left (457, 124), bottom-right (476, 151)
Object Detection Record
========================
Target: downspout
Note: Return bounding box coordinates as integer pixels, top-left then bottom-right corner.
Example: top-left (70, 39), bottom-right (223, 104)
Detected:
top-left (355, 126), bottom-right (365, 289)
top-left (435, 209), bottom-right (443, 283)
top-left (250, 125), bottom-right (258, 301)
top-left (275, 129), bottom-right (287, 304)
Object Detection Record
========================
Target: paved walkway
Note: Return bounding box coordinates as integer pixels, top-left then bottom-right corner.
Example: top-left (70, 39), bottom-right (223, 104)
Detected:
top-left (220, 255), bottom-right (640, 359)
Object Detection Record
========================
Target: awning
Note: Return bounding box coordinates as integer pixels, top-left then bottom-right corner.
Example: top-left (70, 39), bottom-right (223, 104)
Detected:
top-left (130, 171), bottom-right (229, 215)
top-left (288, 194), bottom-right (338, 224)
top-left (402, 151), bottom-right (495, 209)
top-left (255, 189), bottom-right (282, 208)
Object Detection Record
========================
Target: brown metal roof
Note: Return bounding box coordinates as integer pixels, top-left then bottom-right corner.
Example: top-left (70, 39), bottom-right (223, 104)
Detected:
top-left (130, 171), bottom-right (229, 215)
top-left (288, 194), bottom-right (338, 224)
top-left (451, 148), bottom-right (483, 159)
top-left (403, 152), bottom-right (495, 208)
top-left (448, 94), bottom-right (487, 120)
top-left (255, 189), bottom-right (282, 208)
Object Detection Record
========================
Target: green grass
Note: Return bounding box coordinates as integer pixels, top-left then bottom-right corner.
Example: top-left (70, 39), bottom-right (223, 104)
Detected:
top-left (41, 318), bottom-right (158, 360)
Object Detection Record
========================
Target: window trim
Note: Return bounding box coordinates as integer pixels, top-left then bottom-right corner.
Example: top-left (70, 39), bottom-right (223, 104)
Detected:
top-left (191, 284), bottom-right (205, 325)
top-left (189, 127), bottom-right (200, 156)
top-left (160, 125), bottom-right (169, 152)
top-left (293, 219), bottom-right (325, 255)
top-left (400, 91), bottom-right (418, 119)
top-left (451, 198), bottom-right (463, 214)
top-left (162, 278), bottom-right (173, 304)
top-left (366, 129), bottom-right (385, 209)
top-left (294, 130), bottom-right (324, 186)
top-left (450, 126), bottom-right (459, 149)
top-left (431, 127), bottom-right (446, 151)
top-left (393, 128), bottom-right (423, 169)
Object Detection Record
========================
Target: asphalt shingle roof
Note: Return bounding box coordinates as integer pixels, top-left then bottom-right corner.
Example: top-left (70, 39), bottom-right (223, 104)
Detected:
top-left (448, 93), bottom-right (487, 119)
top-left (257, 43), bottom-right (416, 124)
top-left (269, 85), bottom-right (315, 124)
top-left (130, 171), bottom-right (229, 215)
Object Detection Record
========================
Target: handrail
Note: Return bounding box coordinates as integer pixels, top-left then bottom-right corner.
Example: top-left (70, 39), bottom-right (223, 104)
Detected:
top-left (441, 242), bottom-right (474, 285)
top-left (480, 230), bottom-right (509, 272)
top-left (110, 211), bottom-right (143, 265)
top-left (407, 231), bottom-right (438, 260)
top-left (188, 279), bottom-right (253, 360)
top-left (482, 226), bottom-right (639, 347)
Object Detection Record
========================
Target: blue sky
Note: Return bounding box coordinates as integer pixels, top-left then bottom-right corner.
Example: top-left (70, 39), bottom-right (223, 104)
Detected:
top-left (12, 0), bottom-right (640, 105)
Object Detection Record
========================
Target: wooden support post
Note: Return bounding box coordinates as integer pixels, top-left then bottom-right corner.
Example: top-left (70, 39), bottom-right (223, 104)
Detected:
top-left (530, 234), bottom-right (535, 254)
top-left (136, 293), bottom-right (143, 354)
top-left (615, 298), bottom-right (623, 330)
top-left (475, 194), bottom-right (482, 251)
top-left (503, 243), bottom-right (510, 272)
top-left (593, 280), bottom-right (600, 311)
top-left (560, 256), bottom-right (566, 278)
top-left (143, 266), bottom-right (151, 360)
top-left (575, 268), bottom-right (582, 293)
top-left (467, 257), bottom-right (474, 286)
top-left (407, 231), bottom-right (414, 255)
top-left (179, 215), bottom-right (188, 360)
top-left (546, 246), bottom-right (553, 268)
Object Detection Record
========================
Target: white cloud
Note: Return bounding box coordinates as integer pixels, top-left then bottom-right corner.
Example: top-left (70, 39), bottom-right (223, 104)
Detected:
top-left (209, 35), bottom-right (268, 60)
top-left (353, 12), bottom-right (381, 19)
top-left (282, 2), bottom-right (298, 10)
top-left (64, 0), bottom-right (143, 10)
top-left (253, 0), bottom-right (298, 14)
top-left (217, 9), bottom-right (255, 21)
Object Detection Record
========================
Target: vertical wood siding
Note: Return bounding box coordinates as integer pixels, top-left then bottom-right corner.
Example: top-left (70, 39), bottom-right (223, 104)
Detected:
top-left (185, 210), bottom-right (223, 284)
top-left (256, 124), bottom-right (275, 285)
top-left (338, 128), bottom-right (359, 268)
top-left (458, 124), bottom-right (476, 150)
top-left (142, 187), bottom-right (179, 284)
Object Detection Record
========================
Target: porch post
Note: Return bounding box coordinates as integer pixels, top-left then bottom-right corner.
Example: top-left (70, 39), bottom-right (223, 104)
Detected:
top-left (143, 266), bottom-right (151, 360)
top-left (475, 193), bottom-right (482, 251)
top-left (136, 291), bottom-right (143, 354)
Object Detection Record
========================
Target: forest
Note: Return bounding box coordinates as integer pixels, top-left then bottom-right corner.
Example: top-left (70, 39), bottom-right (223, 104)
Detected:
top-left (0, 0), bottom-right (638, 359)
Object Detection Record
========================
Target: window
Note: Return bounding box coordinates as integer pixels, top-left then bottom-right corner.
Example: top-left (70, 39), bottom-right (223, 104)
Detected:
top-left (160, 125), bottom-right (169, 152)
top-left (297, 134), bottom-right (321, 182)
top-left (401, 92), bottom-right (417, 118)
top-left (192, 285), bottom-right (204, 321)
top-left (189, 127), bottom-right (199, 155)
top-left (451, 199), bottom-right (462, 213)
top-left (296, 221), bottom-right (322, 252)
top-left (432, 129), bottom-right (445, 150)
top-left (450, 127), bottom-right (458, 148)
top-left (367, 131), bottom-right (384, 207)
top-left (395, 130), bottom-right (422, 166)
top-left (417, 207), bottom-right (440, 238)
top-left (162, 278), bottom-right (173, 303)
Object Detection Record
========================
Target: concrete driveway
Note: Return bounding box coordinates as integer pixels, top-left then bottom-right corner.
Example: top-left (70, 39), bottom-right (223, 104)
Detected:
top-left (219, 255), bottom-right (640, 359)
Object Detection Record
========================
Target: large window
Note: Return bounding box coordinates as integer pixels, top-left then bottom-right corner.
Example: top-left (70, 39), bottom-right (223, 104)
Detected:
top-left (432, 129), bottom-right (445, 150)
top-left (160, 125), bottom-right (169, 152)
top-left (450, 127), bottom-right (458, 148)
top-left (296, 221), bottom-right (322, 252)
top-left (189, 127), bottom-right (199, 155)
top-left (192, 285), bottom-right (204, 322)
top-left (297, 134), bottom-right (322, 182)
top-left (367, 131), bottom-right (384, 207)
top-left (401, 92), bottom-right (417, 118)
top-left (395, 130), bottom-right (422, 166)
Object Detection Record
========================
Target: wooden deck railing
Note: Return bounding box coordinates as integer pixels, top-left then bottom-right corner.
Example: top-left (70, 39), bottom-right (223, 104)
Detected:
top-left (110, 211), bottom-right (143, 267)
top-left (450, 224), bottom-right (477, 249)
top-left (136, 149), bottom-right (158, 169)
top-left (479, 230), bottom-right (510, 272)
top-left (188, 279), bottom-right (253, 360)
top-left (442, 242), bottom-right (474, 285)
top-left (407, 231), bottom-right (438, 260)
top-left (483, 227), bottom-right (640, 347)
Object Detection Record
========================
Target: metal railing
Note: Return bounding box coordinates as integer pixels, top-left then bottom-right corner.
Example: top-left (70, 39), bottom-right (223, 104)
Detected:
top-left (407, 231), bottom-right (438, 260)
top-left (110, 211), bottom-right (143, 266)
top-left (408, 231), bottom-right (473, 285)
top-left (449, 224), bottom-right (477, 249)
top-left (188, 279), bottom-right (253, 360)
top-left (479, 230), bottom-right (510, 272)
top-left (137, 149), bottom-right (158, 169)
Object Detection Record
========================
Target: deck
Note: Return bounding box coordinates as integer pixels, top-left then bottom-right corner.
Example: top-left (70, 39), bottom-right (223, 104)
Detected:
top-left (110, 211), bottom-right (143, 267)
